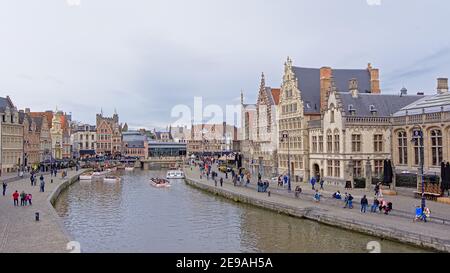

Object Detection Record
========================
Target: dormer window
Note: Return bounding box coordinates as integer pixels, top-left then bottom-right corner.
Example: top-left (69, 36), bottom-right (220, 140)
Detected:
top-left (306, 102), bottom-right (311, 109)
top-left (369, 105), bottom-right (377, 115)
top-left (348, 104), bottom-right (355, 115)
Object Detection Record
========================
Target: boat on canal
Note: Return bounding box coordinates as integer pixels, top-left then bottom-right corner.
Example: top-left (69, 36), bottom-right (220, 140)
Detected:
top-left (104, 176), bottom-right (121, 183)
top-left (79, 172), bottom-right (93, 181)
top-left (166, 170), bottom-right (185, 179)
top-left (125, 166), bottom-right (135, 171)
top-left (150, 178), bottom-right (171, 188)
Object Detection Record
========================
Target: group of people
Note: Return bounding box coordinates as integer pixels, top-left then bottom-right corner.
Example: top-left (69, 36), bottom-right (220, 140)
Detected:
top-left (30, 174), bottom-right (46, 192)
top-left (12, 190), bottom-right (32, 206)
top-left (257, 180), bottom-right (269, 192)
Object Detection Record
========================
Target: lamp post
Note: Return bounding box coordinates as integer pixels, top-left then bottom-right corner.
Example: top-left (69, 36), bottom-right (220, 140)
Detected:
top-left (282, 131), bottom-right (291, 192)
top-left (412, 126), bottom-right (426, 211)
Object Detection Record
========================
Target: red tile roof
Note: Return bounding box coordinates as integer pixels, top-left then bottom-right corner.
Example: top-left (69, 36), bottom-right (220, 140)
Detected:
top-left (271, 88), bottom-right (281, 105)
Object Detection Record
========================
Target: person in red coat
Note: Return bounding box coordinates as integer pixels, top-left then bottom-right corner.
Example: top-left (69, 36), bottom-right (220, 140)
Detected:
top-left (12, 191), bottom-right (19, 206)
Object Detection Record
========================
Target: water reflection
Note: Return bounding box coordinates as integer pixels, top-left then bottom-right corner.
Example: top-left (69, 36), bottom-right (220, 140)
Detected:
top-left (54, 170), bottom-right (427, 253)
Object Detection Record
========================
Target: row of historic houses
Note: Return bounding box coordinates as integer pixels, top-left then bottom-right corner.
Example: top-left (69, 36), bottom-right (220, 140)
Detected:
top-left (241, 57), bottom-right (450, 191)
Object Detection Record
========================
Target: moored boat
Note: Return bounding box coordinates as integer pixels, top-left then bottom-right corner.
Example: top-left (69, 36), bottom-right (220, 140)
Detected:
top-left (79, 172), bottom-right (93, 181)
top-left (104, 176), bottom-right (121, 183)
top-left (125, 166), bottom-right (134, 171)
top-left (166, 170), bottom-right (185, 179)
top-left (150, 178), bottom-right (171, 188)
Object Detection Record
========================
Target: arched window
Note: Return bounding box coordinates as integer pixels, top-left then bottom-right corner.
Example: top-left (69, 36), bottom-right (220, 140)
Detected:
top-left (334, 129), bottom-right (340, 153)
top-left (398, 131), bottom-right (408, 165)
top-left (327, 130), bottom-right (333, 153)
top-left (431, 129), bottom-right (443, 166)
top-left (329, 103), bottom-right (335, 123)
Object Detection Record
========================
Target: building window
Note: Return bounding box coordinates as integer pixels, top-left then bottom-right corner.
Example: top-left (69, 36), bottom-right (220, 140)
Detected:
top-left (327, 160), bottom-right (333, 177)
top-left (327, 132), bottom-right (333, 153)
top-left (351, 134), bottom-right (362, 152)
top-left (334, 131), bottom-right (340, 154)
top-left (374, 134), bottom-right (383, 153)
top-left (353, 160), bottom-right (362, 178)
top-left (374, 160), bottom-right (383, 177)
top-left (334, 160), bottom-right (340, 177)
top-left (318, 135), bottom-right (324, 153)
top-left (431, 129), bottom-right (443, 166)
top-left (312, 136), bottom-right (318, 153)
top-left (398, 131), bottom-right (408, 165)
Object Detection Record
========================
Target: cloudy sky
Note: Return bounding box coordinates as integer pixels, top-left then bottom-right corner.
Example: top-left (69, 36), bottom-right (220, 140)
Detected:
top-left (1, 0), bottom-right (449, 129)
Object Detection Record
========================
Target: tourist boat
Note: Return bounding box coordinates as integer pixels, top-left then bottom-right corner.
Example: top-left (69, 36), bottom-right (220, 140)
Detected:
top-left (103, 176), bottom-right (121, 183)
top-left (125, 166), bottom-right (135, 171)
top-left (79, 172), bottom-right (93, 181)
top-left (150, 178), bottom-right (171, 188)
top-left (92, 169), bottom-right (112, 177)
top-left (166, 170), bottom-right (185, 179)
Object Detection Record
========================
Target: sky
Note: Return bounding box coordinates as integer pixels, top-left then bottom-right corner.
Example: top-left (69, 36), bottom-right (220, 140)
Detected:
top-left (0, 0), bottom-right (449, 129)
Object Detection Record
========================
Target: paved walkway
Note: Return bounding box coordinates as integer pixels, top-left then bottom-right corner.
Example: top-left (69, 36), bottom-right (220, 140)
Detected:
top-left (185, 165), bottom-right (450, 252)
top-left (0, 170), bottom-right (83, 253)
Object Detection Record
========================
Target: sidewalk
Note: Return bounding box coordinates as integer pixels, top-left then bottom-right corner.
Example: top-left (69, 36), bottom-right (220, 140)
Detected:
top-left (185, 166), bottom-right (450, 252)
top-left (0, 169), bottom-right (83, 253)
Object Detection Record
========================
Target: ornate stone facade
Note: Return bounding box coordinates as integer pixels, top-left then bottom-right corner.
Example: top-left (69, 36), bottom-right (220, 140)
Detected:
top-left (0, 96), bottom-right (23, 175)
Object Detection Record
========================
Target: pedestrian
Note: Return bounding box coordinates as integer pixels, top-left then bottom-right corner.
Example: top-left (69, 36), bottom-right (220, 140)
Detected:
top-left (30, 175), bottom-right (34, 186)
top-left (343, 193), bottom-right (349, 208)
top-left (20, 191), bottom-right (26, 206)
top-left (320, 178), bottom-right (324, 190)
top-left (12, 190), bottom-right (19, 206)
top-left (348, 194), bottom-right (354, 209)
top-left (310, 176), bottom-right (316, 190)
top-left (40, 179), bottom-right (45, 192)
top-left (360, 195), bottom-right (368, 213)
top-left (258, 172), bottom-right (262, 183)
top-left (371, 198), bottom-right (380, 213)
top-left (214, 179), bottom-right (218, 187)
top-left (2, 181), bottom-right (7, 196)
top-left (313, 190), bottom-right (321, 202)
top-left (220, 177), bottom-right (223, 187)
top-left (28, 194), bottom-right (32, 206)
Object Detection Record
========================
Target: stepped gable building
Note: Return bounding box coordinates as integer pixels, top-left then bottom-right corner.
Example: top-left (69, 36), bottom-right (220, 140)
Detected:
top-left (241, 73), bottom-right (281, 177)
top-left (0, 96), bottom-right (24, 175)
top-left (309, 78), bottom-right (424, 187)
top-left (19, 109), bottom-right (40, 167)
top-left (277, 57), bottom-right (380, 182)
top-left (96, 111), bottom-right (123, 157)
top-left (29, 111), bottom-right (52, 162)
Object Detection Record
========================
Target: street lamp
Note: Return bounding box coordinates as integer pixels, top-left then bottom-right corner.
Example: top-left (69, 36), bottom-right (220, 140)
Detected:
top-left (281, 131), bottom-right (291, 192)
top-left (412, 126), bottom-right (426, 211)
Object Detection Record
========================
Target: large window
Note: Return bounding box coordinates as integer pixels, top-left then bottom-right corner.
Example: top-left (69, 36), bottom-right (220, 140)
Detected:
top-left (353, 160), bottom-right (362, 178)
top-left (327, 160), bottom-right (333, 177)
top-left (351, 134), bottom-right (362, 152)
top-left (334, 160), bottom-right (340, 177)
top-left (374, 134), bottom-right (383, 153)
top-left (327, 131), bottom-right (333, 153)
top-left (374, 160), bottom-right (383, 177)
top-left (318, 135), bottom-right (324, 153)
top-left (312, 136), bottom-right (318, 153)
top-left (398, 131), bottom-right (408, 165)
top-left (431, 129), bottom-right (443, 166)
top-left (334, 131), bottom-right (340, 153)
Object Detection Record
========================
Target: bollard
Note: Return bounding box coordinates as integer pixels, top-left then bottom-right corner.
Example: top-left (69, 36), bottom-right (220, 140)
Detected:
top-left (35, 212), bottom-right (40, 221)
top-left (268, 191), bottom-right (271, 197)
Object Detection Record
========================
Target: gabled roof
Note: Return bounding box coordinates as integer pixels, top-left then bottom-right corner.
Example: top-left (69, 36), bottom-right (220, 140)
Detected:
top-left (0, 97), bottom-right (15, 112)
top-left (29, 112), bottom-right (53, 129)
top-left (271, 88), bottom-right (281, 105)
top-left (338, 93), bottom-right (424, 117)
top-left (31, 116), bottom-right (44, 132)
top-left (292, 67), bottom-right (372, 114)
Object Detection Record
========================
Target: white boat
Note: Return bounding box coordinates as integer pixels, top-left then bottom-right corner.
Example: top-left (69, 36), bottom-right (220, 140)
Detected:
top-left (125, 166), bottom-right (134, 171)
top-left (92, 169), bottom-right (112, 177)
top-left (79, 172), bottom-right (93, 181)
top-left (104, 176), bottom-right (121, 183)
top-left (166, 170), bottom-right (185, 179)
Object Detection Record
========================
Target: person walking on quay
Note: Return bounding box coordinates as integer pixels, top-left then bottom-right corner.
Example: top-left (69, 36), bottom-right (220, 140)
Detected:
top-left (371, 198), bottom-right (380, 213)
top-left (310, 176), bottom-right (316, 190)
top-left (313, 190), bottom-right (321, 202)
top-left (360, 195), bottom-right (368, 213)
top-left (348, 194), bottom-right (354, 209)
top-left (319, 178), bottom-right (324, 190)
top-left (12, 190), bottom-right (19, 206)
top-left (27, 194), bottom-right (32, 206)
top-left (220, 177), bottom-right (223, 187)
top-left (20, 191), bottom-right (26, 206)
top-left (258, 172), bottom-right (262, 183)
top-left (2, 181), bottom-right (7, 196)
top-left (40, 178), bottom-right (45, 192)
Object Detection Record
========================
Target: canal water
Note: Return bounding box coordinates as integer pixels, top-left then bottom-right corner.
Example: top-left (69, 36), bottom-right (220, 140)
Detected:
top-left (54, 170), bottom-right (426, 253)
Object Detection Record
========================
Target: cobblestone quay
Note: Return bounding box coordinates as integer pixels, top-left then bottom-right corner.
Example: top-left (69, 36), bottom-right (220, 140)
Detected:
top-left (0, 170), bottom-right (84, 253)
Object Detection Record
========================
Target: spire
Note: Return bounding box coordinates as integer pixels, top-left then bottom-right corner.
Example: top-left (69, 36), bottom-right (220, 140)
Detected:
top-left (240, 90), bottom-right (244, 105)
top-left (260, 72), bottom-right (266, 90)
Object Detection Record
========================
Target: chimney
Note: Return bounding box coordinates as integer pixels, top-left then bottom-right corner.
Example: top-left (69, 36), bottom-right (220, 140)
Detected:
top-left (400, 87), bottom-right (407, 97)
top-left (25, 108), bottom-right (30, 113)
top-left (349, 78), bottom-right (359, 98)
top-left (437, 78), bottom-right (449, 94)
top-left (320, 67), bottom-right (332, 112)
top-left (368, 63), bottom-right (381, 94)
